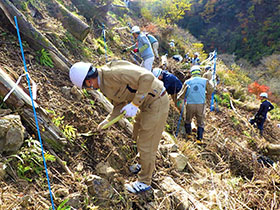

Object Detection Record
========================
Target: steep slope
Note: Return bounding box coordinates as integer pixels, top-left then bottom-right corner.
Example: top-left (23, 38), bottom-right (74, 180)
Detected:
top-left (0, 0), bottom-right (279, 210)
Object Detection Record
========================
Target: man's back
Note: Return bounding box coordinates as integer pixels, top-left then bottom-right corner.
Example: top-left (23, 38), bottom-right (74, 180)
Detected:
top-left (257, 100), bottom-right (274, 118)
top-left (185, 77), bottom-right (208, 104)
top-left (162, 71), bottom-right (182, 94)
top-left (137, 33), bottom-right (154, 60)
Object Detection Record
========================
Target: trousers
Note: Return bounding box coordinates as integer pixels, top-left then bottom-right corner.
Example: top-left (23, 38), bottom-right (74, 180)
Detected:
top-left (141, 56), bottom-right (154, 71)
top-left (132, 93), bottom-right (169, 185)
top-left (152, 42), bottom-right (159, 58)
top-left (185, 103), bottom-right (206, 128)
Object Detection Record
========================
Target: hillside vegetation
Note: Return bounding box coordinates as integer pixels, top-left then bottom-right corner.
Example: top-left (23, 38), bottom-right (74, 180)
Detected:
top-left (179, 0), bottom-right (280, 64)
top-left (0, 0), bottom-right (279, 209)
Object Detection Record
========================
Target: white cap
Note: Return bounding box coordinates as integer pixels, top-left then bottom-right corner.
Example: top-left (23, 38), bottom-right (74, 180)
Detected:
top-left (131, 26), bottom-right (140, 33)
top-left (69, 62), bottom-right (92, 89)
top-left (260, 92), bottom-right (268, 98)
top-left (194, 52), bottom-right (199, 56)
top-left (152, 68), bottom-right (162, 78)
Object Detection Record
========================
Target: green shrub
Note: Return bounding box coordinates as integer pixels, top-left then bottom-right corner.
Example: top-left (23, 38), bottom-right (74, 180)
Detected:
top-left (38, 49), bottom-right (54, 68)
top-left (221, 92), bottom-right (231, 108)
top-left (270, 103), bottom-right (280, 121)
top-left (233, 88), bottom-right (246, 102)
top-left (8, 138), bottom-right (55, 182)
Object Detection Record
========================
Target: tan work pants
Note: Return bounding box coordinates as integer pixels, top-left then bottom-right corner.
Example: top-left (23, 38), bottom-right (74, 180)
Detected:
top-left (185, 104), bottom-right (205, 128)
top-left (133, 94), bottom-right (169, 185)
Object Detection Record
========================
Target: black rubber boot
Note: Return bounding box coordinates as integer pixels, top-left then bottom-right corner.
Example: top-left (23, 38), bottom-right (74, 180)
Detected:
top-left (185, 123), bottom-right (192, 140)
top-left (185, 123), bottom-right (192, 134)
top-left (197, 127), bottom-right (204, 140)
top-left (185, 123), bottom-right (192, 135)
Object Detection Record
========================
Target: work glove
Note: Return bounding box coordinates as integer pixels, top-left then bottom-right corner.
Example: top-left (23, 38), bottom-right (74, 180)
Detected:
top-left (97, 119), bottom-right (109, 131)
top-left (133, 48), bottom-right (139, 53)
top-left (122, 49), bottom-right (127, 53)
top-left (121, 103), bottom-right (139, 117)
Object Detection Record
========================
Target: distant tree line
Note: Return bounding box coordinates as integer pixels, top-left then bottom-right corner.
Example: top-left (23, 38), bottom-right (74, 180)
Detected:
top-left (178, 0), bottom-right (280, 64)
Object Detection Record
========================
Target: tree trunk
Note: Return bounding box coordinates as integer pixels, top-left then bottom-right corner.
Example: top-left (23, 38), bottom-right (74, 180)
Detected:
top-left (160, 176), bottom-right (209, 210)
top-left (71, 0), bottom-right (111, 21)
top-left (0, 0), bottom-right (71, 72)
top-left (264, 143), bottom-right (280, 156)
top-left (0, 66), bottom-right (66, 151)
top-left (49, 0), bottom-right (90, 41)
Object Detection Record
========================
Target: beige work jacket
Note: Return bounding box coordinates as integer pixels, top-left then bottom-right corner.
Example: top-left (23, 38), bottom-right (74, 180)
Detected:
top-left (98, 60), bottom-right (165, 120)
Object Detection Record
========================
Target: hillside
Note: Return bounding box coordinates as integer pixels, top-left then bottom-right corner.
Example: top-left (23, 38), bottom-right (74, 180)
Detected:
top-left (179, 0), bottom-right (280, 64)
top-left (0, 0), bottom-right (280, 210)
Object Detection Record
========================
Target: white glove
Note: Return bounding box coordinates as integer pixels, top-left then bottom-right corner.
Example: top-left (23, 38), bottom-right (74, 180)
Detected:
top-left (121, 103), bottom-right (139, 117)
top-left (97, 119), bottom-right (109, 131)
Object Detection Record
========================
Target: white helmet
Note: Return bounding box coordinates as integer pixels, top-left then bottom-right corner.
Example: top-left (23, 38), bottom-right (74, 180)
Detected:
top-left (194, 52), bottom-right (199, 56)
top-left (131, 26), bottom-right (140, 33)
top-left (69, 62), bottom-right (92, 89)
top-left (260, 92), bottom-right (268, 98)
top-left (205, 65), bottom-right (211, 71)
top-left (152, 68), bottom-right (162, 78)
top-left (190, 65), bottom-right (201, 75)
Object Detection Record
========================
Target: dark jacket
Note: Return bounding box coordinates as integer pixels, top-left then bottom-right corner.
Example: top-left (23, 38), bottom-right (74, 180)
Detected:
top-left (256, 100), bottom-right (274, 119)
top-left (161, 70), bottom-right (182, 95)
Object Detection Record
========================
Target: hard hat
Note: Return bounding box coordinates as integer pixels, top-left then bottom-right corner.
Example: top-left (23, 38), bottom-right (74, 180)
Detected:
top-left (170, 39), bottom-right (174, 42)
top-left (205, 65), bottom-right (211, 71)
top-left (194, 52), bottom-right (199, 56)
top-left (260, 92), bottom-right (268, 98)
top-left (152, 68), bottom-right (162, 78)
top-left (69, 62), bottom-right (93, 89)
top-left (190, 65), bottom-right (201, 75)
top-left (131, 26), bottom-right (140, 33)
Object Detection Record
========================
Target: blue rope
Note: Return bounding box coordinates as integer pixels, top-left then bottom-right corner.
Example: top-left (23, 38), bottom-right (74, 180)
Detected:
top-left (102, 23), bottom-right (107, 63)
top-left (210, 51), bottom-right (218, 112)
top-left (175, 86), bottom-right (189, 137)
top-left (14, 16), bottom-right (56, 210)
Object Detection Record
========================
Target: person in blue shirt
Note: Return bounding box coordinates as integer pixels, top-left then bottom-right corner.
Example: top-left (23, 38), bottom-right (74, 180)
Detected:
top-left (152, 68), bottom-right (182, 101)
top-left (123, 26), bottom-right (154, 71)
top-left (124, 0), bottom-right (130, 8)
top-left (184, 53), bottom-right (191, 64)
top-left (191, 52), bottom-right (200, 65)
top-left (169, 39), bottom-right (175, 48)
top-left (250, 92), bottom-right (274, 136)
top-left (176, 65), bottom-right (214, 143)
top-left (146, 33), bottom-right (159, 59)
top-left (172, 54), bottom-right (183, 62)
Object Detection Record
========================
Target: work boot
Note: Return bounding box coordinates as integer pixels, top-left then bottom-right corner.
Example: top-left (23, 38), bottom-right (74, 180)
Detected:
top-left (196, 127), bottom-right (205, 145)
top-left (125, 181), bottom-right (152, 194)
top-left (185, 123), bottom-right (192, 138)
top-left (197, 127), bottom-right (204, 140)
